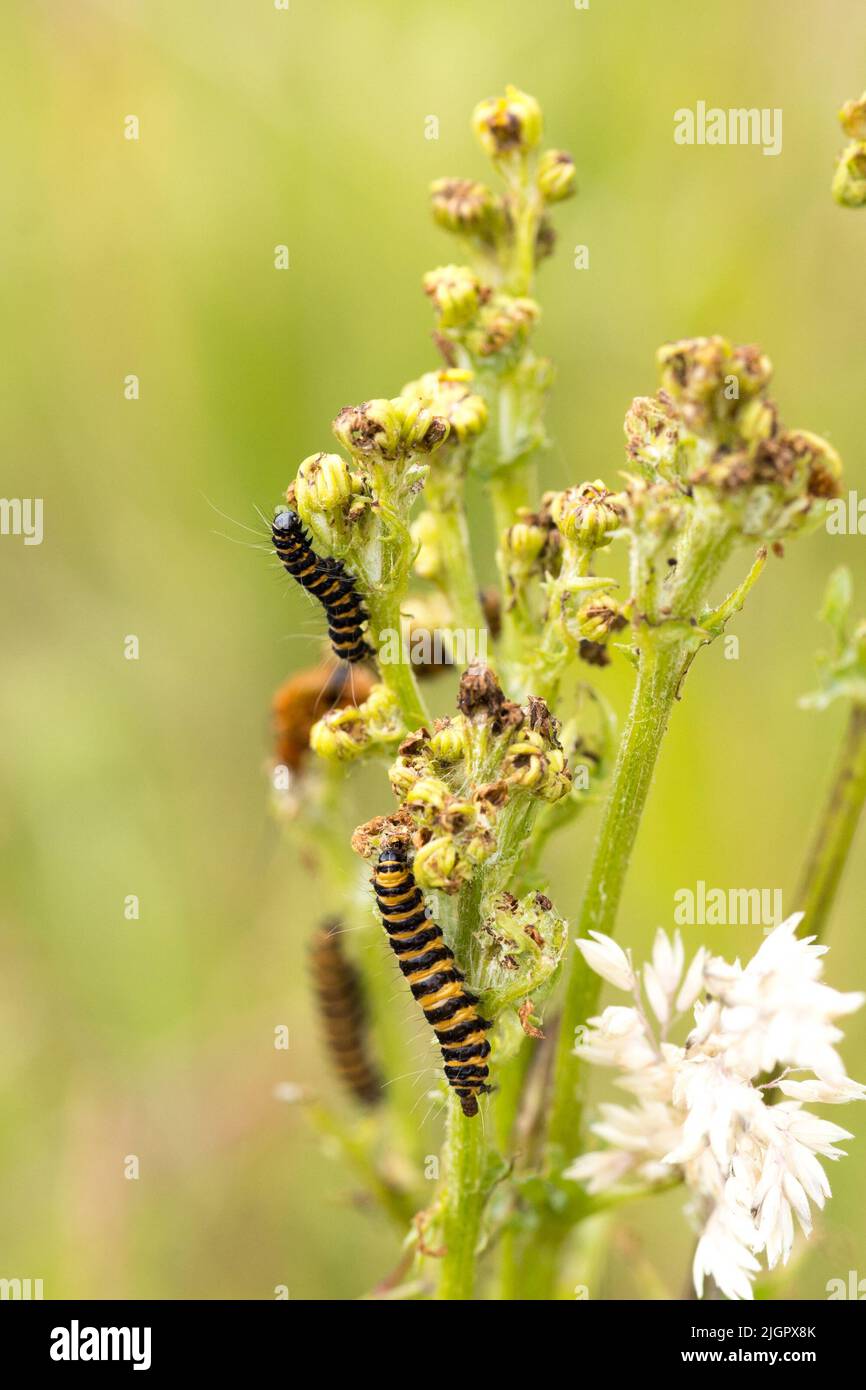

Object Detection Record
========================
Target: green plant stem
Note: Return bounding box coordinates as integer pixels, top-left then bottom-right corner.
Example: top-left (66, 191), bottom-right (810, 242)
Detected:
top-left (545, 636), bottom-right (685, 1162)
top-left (490, 457), bottom-right (534, 538)
top-left (437, 1092), bottom-right (486, 1299)
top-left (528, 522), bottom-right (735, 1295)
top-left (366, 590), bottom-right (430, 731)
top-left (505, 157), bottom-right (541, 297)
top-left (424, 467), bottom-right (487, 640)
top-left (796, 701), bottom-right (866, 941)
top-left (437, 876), bottom-right (488, 1299)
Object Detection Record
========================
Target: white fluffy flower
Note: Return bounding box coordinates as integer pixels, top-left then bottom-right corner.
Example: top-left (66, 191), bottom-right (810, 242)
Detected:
top-left (567, 918), bottom-right (864, 1299)
top-left (575, 931), bottom-right (636, 992)
top-left (702, 915), bottom-right (865, 1083)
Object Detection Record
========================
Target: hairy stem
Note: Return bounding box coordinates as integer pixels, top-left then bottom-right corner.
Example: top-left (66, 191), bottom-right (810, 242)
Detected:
top-left (424, 467), bottom-right (487, 641)
top-left (796, 701), bottom-right (866, 941)
top-left (438, 878), bottom-right (488, 1300)
top-left (366, 590), bottom-right (430, 731)
top-left (546, 636), bottom-right (684, 1161)
top-left (437, 1092), bottom-right (487, 1299)
top-left (547, 524), bottom-right (735, 1164)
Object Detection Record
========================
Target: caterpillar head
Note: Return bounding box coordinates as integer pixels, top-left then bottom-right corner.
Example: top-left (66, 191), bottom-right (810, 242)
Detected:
top-left (378, 840), bottom-right (409, 870)
top-left (273, 506), bottom-right (303, 535)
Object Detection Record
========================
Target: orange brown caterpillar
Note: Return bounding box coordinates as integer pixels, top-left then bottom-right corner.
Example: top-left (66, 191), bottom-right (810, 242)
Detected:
top-left (309, 918), bottom-right (382, 1107)
top-left (373, 843), bottom-right (492, 1117)
top-left (272, 661), bottom-right (375, 773)
top-left (272, 508), bottom-right (372, 664)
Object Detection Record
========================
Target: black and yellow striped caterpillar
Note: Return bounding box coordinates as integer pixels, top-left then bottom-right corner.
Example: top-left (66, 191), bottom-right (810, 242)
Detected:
top-left (309, 918), bottom-right (382, 1106)
top-left (272, 507), bottom-right (372, 664)
top-left (373, 843), bottom-right (492, 1117)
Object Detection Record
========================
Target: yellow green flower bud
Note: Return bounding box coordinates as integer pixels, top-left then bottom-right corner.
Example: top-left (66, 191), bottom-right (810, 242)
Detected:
top-left (465, 827), bottom-right (497, 865)
top-left (840, 93), bottom-right (866, 140)
top-left (551, 480), bottom-right (622, 549)
top-left (785, 429), bottom-right (843, 500)
top-left (333, 398), bottom-right (403, 460)
top-left (576, 595), bottom-right (627, 643)
top-left (429, 178), bottom-right (499, 237)
top-left (728, 344), bottom-right (773, 400)
top-left (540, 749), bottom-right (572, 802)
top-left (464, 294), bottom-right (539, 358)
top-left (428, 718), bottom-right (467, 764)
top-left (411, 510), bottom-right (443, 580)
top-left (405, 776), bottom-right (451, 817)
top-left (536, 149), bottom-right (576, 203)
top-left (657, 336), bottom-right (731, 404)
top-left (401, 369), bottom-right (488, 447)
top-left (737, 397), bottom-right (779, 445)
top-left (412, 835), bottom-right (460, 890)
top-left (294, 452), bottom-right (355, 515)
top-left (623, 396), bottom-right (682, 477)
top-left (472, 85), bottom-right (543, 160)
top-left (502, 733), bottom-right (546, 789)
top-left (333, 397), bottom-right (448, 462)
top-left (422, 265), bottom-right (484, 328)
top-left (362, 685), bottom-right (402, 735)
top-left (389, 755), bottom-right (421, 800)
top-left (441, 799), bottom-right (477, 833)
top-left (393, 394), bottom-right (452, 455)
top-left (503, 520), bottom-right (547, 563)
top-left (310, 684), bottom-right (402, 765)
top-left (833, 141), bottom-right (866, 208)
top-left (498, 512), bottom-right (554, 583)
top-left (309, 710), bottom-right (365, 763)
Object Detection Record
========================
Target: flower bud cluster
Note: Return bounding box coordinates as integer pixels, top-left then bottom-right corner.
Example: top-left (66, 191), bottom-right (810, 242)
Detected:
top-left (429, 177), bottom-right (503, 243)
top-left (622, 337), bottom-right (843, 543)
top-left (294, 452), bottom-right (361, 518)
top-left (380, 670), bottom-right (572, 892)
top-left (400, 369), bottom-right (488, 448)
top-left (309, 684), bottom-right (403, 764)
top-left (550, 480), bottom-right (623, 551)
top-left (332, 395), bottom-right (450, 465)
top-left (427, 86), bottom-right (574, 374)
top-left (472, 85), bottom-right (544, 161)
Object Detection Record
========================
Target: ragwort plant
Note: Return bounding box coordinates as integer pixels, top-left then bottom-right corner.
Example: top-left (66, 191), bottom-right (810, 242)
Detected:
top-left (267, 87), bottom-right (863, 1301)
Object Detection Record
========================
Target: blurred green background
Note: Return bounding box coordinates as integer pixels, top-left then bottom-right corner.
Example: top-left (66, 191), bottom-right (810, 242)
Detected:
top-left (2, 0), bottom-right (865, 1299)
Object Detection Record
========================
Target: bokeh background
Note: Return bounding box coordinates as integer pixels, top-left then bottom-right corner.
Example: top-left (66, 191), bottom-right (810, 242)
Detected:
top-left (2, 0), bottom-right (865, 1299)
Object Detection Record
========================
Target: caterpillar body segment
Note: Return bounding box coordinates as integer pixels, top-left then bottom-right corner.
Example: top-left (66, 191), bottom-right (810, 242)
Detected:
top-left (272, 508), bottom-right (372, 664)
top-left (373, 843), bottom-right (492, 1117)
top-left (309, 918), bottom-right (382, 1106)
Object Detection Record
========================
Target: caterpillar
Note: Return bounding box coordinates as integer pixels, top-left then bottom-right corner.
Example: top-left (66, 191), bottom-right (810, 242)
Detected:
top-left (373, 843), bottom-right (492, 1117)
top-left (272, 507), bottom-right (372, 664)
top-left (309, 918), bottom-right (382, 1106)
top-left (272, 660), bottom-right (375, 773)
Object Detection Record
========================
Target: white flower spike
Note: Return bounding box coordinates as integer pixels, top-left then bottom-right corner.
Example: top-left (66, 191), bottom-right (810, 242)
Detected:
top-left (575, 930), bottom-right (636, 992)
top-left (566, 917), bottom-right (864, 1299)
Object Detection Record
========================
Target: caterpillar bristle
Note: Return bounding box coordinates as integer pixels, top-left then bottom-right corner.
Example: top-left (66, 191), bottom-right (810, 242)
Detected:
top-left (373, 843), bottom-right (492, 1118)
top-left (273, 509), bottom-right (373, 665)
top-left (309, 918), bottom-right (382, 1107)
